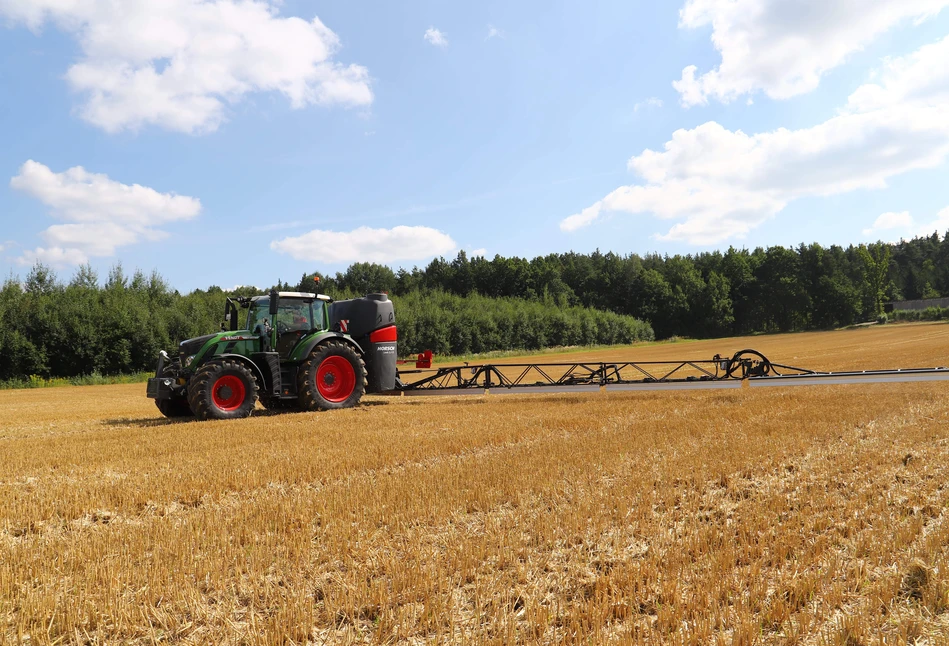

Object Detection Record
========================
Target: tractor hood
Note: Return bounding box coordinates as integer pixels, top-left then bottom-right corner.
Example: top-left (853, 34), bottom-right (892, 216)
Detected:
top-left (179, 334), bottom-right (218, 358)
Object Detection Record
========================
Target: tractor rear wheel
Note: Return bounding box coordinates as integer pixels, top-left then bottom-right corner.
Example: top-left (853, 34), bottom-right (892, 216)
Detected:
top-left (298, 341), bottom-right (367, 411)
top-left (187, 359), bottom-right (258, 421)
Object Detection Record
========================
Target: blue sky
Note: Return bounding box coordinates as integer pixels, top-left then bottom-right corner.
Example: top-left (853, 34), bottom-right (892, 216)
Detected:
top-left (2, 0), bottom-right (949, 291)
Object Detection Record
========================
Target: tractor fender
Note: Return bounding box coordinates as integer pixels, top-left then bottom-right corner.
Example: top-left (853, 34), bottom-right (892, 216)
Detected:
top-left (297, 332), bottom-right (364, 360)
top-left (209, 354), bottom-right (268, 390)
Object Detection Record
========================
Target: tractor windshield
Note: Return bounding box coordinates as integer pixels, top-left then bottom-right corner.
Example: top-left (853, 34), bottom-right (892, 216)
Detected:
top-left (275, 301), bottom-right (313, 332)
top-left (246, 297), bottom-right (326, 335)
top-left (246, 298), bottom-right (269, 333)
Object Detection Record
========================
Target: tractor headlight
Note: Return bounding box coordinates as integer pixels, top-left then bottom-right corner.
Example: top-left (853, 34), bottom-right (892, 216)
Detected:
top-left (184, 355), bottom-right (196, 367)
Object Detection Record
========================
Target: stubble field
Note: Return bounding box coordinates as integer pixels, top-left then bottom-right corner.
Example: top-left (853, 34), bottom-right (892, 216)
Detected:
top-left (3, 323), bottom-right (949, 644)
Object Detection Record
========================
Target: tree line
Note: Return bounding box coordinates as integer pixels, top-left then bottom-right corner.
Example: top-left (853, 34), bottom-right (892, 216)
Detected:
top-left (299, 233), bottom-right (949, 339)
top-left (0, 264), bottom-right (652, 381)
top-left (2, 232), bottom-right (947, 381)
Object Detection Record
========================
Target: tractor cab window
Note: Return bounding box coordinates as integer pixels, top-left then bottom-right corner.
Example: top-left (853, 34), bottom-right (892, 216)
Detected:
top-left (274, 300), bottom-right (313, 358)
top-left (246, 298), bottom-right (269, 334)
top-left (311, 300), bottom-right (326, 331)
top-left (275, 301), bottom-right (313, 333)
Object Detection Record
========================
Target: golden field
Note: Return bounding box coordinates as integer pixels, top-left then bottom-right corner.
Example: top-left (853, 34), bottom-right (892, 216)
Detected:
top-left (3, 323), bottom-right (949, 644)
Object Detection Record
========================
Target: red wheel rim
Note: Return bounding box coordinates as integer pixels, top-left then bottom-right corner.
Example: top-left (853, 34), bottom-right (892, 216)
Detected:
top-left (316, 356), bottom-right (356, 403)
top-left (212, 374), bottom-right (246, 411)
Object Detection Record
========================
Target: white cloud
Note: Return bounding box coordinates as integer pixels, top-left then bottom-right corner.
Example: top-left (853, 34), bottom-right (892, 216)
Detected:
top-left (17, 247), bottom-right (90, 268)
top-left (10, 160), bottom-right (201, 266)
top-left (633, 97), bottom-right (664, 112)
top-left (563, 35), bottom-right (949, 245)
top-left (561, 204), bottom-right (605, 233)
top-left (863, 211), bottom-right (913, 236)
top-left (862, 207), bottom-right (949, 241)
top-left (921, 206), bottom-right (949, 237)
top-left (485, 25), bottom-right (503, 41)
top-left (271, 226), bottom-right (457, 263)
top-left (674, 0), bottom-right (949, 107)
top-left (845, 35), bottom-right (949, 113)
top-left (469, 248), bottom-right (488, 257)
top-left (424, 27), bottom-right (448, 48)
top-left (0, 0), bottom-right (372, 134)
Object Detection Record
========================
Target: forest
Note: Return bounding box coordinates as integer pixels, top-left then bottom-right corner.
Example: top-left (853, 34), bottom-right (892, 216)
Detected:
top-left (1, 232), bottom-right (947, 381)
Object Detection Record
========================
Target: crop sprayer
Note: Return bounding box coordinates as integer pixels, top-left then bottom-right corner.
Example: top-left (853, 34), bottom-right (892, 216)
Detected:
top-left (147, 290), bottom-right (949, 420)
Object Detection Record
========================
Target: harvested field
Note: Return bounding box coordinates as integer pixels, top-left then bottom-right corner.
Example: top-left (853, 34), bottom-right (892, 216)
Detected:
top-left (3, 323), bottom-right (949, 644)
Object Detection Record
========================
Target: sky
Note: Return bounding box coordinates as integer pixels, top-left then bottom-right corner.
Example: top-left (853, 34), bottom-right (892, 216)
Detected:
top-left (1, 0), bottom-right (949, 292)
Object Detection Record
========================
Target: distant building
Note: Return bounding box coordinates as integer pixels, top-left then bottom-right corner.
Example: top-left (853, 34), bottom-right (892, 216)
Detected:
top-left (885, 297), bottom-right (949, 313)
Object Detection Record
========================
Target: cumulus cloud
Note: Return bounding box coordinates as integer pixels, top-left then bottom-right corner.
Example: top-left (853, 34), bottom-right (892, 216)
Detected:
top-left (10, 160), bottom-right (201, 266)
top-left (18, 247), bottom-right (91, 268)
top-left (923, 207), bottom-right (949, 237)
top-left (863, 207), bottom-right (949, 240)
top-left (863, 211), bottom-right (913, 236)
top-left (424, 27), bottom-right (448, 48)
top-left (562, 35), bottom-right (949, 244)
top-left (0, 0), bottom-right (372, 134)
top-left (561, 204), bottom-right (606, 233)
top-left (845, 35), bottom-right (949, 113)
top-left (673, 0), bottom-right (949, 107)
top-left (271, 226), bottom-right (457, 263)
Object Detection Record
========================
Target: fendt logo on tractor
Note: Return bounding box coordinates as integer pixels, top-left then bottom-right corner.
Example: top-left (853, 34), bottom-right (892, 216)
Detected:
top-left (147, 290), bottom-right (398, 421)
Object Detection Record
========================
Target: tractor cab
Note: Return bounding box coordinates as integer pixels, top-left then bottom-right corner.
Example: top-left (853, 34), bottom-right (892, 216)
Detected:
top-left (244, 292), bottom-right (332, 358)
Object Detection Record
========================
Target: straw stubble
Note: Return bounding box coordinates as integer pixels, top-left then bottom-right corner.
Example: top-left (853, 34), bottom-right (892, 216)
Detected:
top-left (3, 323), bottom-right (949, 644)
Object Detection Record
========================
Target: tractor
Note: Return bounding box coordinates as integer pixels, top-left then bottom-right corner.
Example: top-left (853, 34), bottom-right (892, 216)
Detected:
top-left (147, 290), bottom-right (398, 420)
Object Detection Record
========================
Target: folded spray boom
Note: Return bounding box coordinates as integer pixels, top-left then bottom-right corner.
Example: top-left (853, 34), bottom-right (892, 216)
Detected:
top-left (389, 349), bottom-right (949, 396)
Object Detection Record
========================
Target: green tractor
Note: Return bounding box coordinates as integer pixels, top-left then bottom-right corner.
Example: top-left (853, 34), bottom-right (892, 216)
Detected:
top-left (147, 290), bottom-right (398, 420)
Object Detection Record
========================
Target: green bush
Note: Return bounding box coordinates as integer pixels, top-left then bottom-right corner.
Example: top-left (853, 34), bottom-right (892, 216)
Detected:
top-left (390, 290), bottom-right (653, 356)
top-left (889, 307), bottom-right (949, 322)
top-left (0, 266), bottom-right (653, 385)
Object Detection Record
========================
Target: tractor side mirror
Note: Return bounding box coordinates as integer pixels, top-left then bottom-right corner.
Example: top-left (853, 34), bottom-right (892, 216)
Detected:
top-left (224, 299), bottom-right (239, 331)
top-left (269, 290), bottom-right (279, 316)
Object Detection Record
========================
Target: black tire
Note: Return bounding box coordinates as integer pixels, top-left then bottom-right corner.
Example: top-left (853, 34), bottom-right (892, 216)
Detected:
top-left (187, 359), bottom-right (259, 421)
top-left (259, 397), bottom-right (299, 412)
top-left (156, 396), bottom-right (193, 418)
top-left (726, 349), bottom-right (773, 379)
top-left (154, 363), bottom-right (193, 418)
top-left (298, 341), bottom-right (367, 411)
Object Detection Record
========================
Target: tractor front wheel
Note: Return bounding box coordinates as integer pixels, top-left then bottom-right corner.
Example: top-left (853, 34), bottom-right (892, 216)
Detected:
top-left (298, 341), bottom-right (367, 411)
top-left (188, 360), bottom-right (259, 421)
top-left (156, 396), bottom-right (193, 418)
top-left (259, 397), bottom-right (299, 412)
top-left (155, 363), bottom-right (193, 419)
